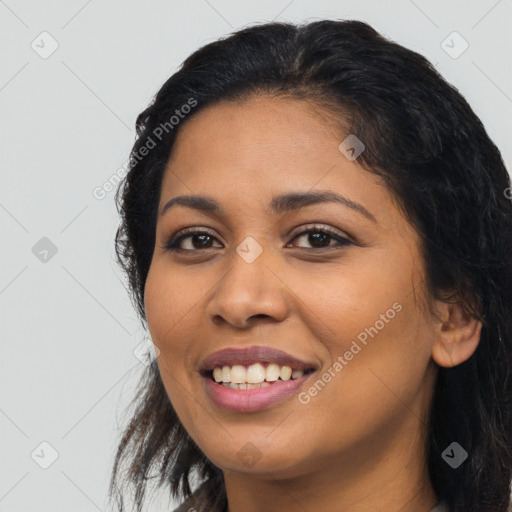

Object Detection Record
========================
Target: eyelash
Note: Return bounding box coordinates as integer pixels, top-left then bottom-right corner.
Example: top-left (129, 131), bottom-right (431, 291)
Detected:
top-left (161, 224), bottom-right (354, 253)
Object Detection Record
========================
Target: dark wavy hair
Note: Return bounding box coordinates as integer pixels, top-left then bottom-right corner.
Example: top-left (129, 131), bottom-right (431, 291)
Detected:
top-left (108, 19), bottom-right (512, 512)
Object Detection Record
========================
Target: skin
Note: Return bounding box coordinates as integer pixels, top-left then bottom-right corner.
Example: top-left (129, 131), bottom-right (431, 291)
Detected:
top-left (144, 95), bottom-right (482, 512)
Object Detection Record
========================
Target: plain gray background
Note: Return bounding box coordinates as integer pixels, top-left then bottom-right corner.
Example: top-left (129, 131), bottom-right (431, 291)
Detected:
top-left (1, 1), bottom-right (511, 510)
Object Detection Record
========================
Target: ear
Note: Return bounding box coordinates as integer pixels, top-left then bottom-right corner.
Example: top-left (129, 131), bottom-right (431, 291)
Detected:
top-left (431, 300), bottom-right (482, 368)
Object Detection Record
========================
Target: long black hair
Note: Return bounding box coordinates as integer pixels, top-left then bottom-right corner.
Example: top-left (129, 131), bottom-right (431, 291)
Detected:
top-left (108, 19), bottom-right (512, 512)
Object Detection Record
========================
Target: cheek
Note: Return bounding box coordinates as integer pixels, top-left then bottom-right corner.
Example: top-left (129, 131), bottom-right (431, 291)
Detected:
top-left (144, 266), bottom-right (199, 417)
top-left (144, 264), bottom-right (195, 358)
top-left (300, 256), bottom-right (433, 395)
top-left (297, 300), bottom-right (434, 459)
top-left (294, 258), bottom-right (409, 346)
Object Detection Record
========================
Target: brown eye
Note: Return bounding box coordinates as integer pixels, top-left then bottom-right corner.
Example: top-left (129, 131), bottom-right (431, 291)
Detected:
top-left (163, 230), bottom-right (223, 251)
top-left (288, 227), bottom-right (353, 250)
top-left (162, 225), bottom-right (353, 253)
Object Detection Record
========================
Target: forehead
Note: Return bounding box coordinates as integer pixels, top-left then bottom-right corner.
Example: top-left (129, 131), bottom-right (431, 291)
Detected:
top-left (158, 96), bottom-right (401, 230)
top-left (166, 96), bottom-right (339, 167)
top-left (162, 97), bottom-right (368, 188)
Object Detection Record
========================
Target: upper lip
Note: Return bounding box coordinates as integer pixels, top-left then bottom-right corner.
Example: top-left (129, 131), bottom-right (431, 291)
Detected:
top-left (199, 345), bottom-right (319, 374)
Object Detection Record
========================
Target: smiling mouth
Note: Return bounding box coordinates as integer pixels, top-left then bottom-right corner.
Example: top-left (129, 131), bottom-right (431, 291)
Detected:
top-left (202, 363), bottom-right (316, 390)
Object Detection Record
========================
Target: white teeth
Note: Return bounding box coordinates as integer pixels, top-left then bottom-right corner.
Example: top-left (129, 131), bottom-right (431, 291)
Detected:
top-left (247, 363), bottom-right (265, 383)
top-left (265, 363), bottom-right (280, 381)
top-left (213, 367), bottom-right (223, 382)
top-left (222, 366), bottom-right (231, 383)
top-left (230, 365), bottom-right (247, 384)
top-left (211, 363), bottom-right (311, 384)
top-left (280, 365), bottom-right (292, 381)
top-left (221, 381), bottom-right (271, 389)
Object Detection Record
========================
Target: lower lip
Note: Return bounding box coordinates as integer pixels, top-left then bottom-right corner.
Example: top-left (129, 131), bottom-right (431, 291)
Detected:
top-left (202, 372), bottom-right (315, 412)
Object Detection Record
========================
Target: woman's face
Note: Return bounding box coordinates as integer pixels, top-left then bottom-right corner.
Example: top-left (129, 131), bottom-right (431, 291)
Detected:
top-left (144, 95), bottom-right (440, 481)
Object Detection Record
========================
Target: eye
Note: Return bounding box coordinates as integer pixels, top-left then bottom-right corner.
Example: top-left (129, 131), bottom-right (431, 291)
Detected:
top-left (286, 225), bottom-right (353, 251)
top-left (162, 228), bottom-right (222, 252)
top-left (161, 225), bottom-right (353, 253)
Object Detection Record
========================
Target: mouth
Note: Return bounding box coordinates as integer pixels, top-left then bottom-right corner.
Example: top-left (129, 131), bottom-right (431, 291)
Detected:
top-left (200, 364), bottom-right (318, 413)
top-left (198, 345), bottom-right (319, 412)
top-left (200, 363), bottom-right (317, 390)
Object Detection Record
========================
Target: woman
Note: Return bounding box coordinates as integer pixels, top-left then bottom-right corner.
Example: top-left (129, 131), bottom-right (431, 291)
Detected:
top-left (108, 20), bottom-right (512, 512)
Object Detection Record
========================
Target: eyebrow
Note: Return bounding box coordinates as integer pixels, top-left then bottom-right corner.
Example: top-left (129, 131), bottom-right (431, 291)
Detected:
top-left (160, 191), bottom-right (377, 223)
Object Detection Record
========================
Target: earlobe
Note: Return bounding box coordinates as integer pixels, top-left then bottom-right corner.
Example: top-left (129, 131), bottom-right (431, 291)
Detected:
top-left (431, 301), bottom-right (482, 368)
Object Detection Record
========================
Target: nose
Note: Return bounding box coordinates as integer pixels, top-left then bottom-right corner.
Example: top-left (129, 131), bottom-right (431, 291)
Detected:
top-left (205, 247), bottom-right (290, 329)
